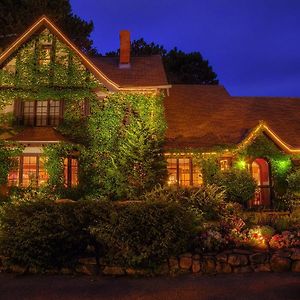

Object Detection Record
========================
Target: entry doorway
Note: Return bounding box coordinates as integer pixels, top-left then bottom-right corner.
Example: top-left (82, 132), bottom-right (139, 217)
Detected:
top-left (250, 158), bottom-right (271, 207)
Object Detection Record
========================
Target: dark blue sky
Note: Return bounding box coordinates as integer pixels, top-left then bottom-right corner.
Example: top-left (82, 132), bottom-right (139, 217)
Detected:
top-left (70, 0), bottom-right (300, 97)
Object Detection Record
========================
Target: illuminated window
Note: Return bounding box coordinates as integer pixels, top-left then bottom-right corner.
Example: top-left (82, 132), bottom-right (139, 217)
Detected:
top-left (220, 159), bottom-right (229, 171)
top-left (167, 158), bottom-right (202, 187)
top-left (22, 156), bottom-right (38, 187)
top-left (8, 155), bottom-right (49, 187)
top-left (179, 158), bottom-right (191, 187)
top-left (22, 100), bottom-right (61, 126)
top-left (39, 45), bottom-right (52, 65)
top-left (167, 158), bottom-right (177, 185)
top-left (192, 163), bottom-right (203, 186)
top-left (64, 157), bottom-right (79, 188)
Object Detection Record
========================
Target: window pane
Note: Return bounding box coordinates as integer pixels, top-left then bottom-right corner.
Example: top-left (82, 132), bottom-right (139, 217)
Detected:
top-left (49, 100), bottom-right (60, 126)
top-left (23, 101), bottom-right (35, 126)
top-left (64, 158), bottom-right (79, 187)
top-left (192, 162), bottom-right (203, 186)
top-left (36, 101), bottom-right (48, 126)
top-left (179, 158), bottom-right (190, 187)
top-left (22, 156), bottom-right (37, 187)
top-left (167, 158), bottom-right (177, 186)
top-left (220, 159), bottom-right (229, 171)
top-left (71, 159), bottom-right (78, 187)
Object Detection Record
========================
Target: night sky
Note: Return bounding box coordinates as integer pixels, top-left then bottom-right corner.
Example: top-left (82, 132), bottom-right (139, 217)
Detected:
top-left (70, 0), bottom-right (300, 97)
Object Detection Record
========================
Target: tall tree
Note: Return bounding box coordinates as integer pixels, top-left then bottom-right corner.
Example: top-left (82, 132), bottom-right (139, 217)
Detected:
top-left (106, 38), bottom-right (218, 84)
top-left (0, 0), bottom-right (97, 55)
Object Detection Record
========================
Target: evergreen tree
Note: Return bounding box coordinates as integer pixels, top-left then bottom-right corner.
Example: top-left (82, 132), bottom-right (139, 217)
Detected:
top-left (106, 38), bottom-right (218, 84)
top-left (0, 0), bottom-right (97, 54)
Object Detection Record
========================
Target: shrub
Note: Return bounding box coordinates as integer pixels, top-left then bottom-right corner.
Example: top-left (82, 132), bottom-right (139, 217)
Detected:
top-left (287, 169), bottom-right (300, 194)
top-left (245, 211), bottom-right (300, 232)
top-left (143, 184), bottom-right (231, 221)
top-left (273, 193), bottom-right (294, 212)
top-left (194, 228), bottom-right (228, 252)
top-left (0, 199), bottom-right (113, 270)
top-left (213, 169), bottom-right (257, 205)
top-left (90, 201), bottom-right (196, 269)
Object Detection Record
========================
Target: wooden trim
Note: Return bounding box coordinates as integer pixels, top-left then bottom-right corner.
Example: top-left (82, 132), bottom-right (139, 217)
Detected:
top-left (0, 16), bottom-right (171, 92)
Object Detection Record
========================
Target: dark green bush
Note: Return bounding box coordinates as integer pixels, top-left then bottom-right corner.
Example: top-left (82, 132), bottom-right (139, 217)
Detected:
top-left (90, 201), bottom-right (196, 269)
top-left (143, 184), bottom-right (231, 221)
top-left (213, 169), bottom-right (257, 205)
top-left (287, 169), bottom-right (300, 196)
top-left (0, 199), bottom-right (113, 270)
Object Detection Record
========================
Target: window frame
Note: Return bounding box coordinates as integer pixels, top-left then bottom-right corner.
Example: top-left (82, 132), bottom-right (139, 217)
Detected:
top-left (8, 154), bottom-right (48, 188)
top-left (64, 157), bottom-right (79, 188)
top-left (21, 100), bottom-right (62, 127)
top-left (167, 157), bottom-right (202, 187)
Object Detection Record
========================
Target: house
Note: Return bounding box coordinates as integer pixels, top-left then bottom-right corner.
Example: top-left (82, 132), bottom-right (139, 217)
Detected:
top-left (1, 16), bottom-right (300, 207)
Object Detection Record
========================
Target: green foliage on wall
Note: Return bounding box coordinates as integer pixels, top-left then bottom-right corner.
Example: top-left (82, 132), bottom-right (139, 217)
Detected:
top-left (0, 141), bottom-right (23, 186)
top-left (237, 133), bottom-right (293, 196)
top-left (0, 29), bottom-right (103, 115)
top-left (42, 92), bottom-right (167, 200)
top-left (88, 92), bottom-right (167, 199)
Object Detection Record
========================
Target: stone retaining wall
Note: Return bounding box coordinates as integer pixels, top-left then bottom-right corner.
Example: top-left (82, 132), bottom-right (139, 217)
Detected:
top-left (1, 248), bottom-right (300, 276)
top-left (76, 247), bottom-right (300, 276)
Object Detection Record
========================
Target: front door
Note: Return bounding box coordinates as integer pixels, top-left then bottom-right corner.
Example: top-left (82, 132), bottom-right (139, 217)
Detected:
top-left (250, 158), bottom-right (271, 207)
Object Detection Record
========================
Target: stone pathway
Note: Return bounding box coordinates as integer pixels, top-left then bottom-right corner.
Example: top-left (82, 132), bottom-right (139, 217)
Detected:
top-left (0, 272), bottom-right (299, 300)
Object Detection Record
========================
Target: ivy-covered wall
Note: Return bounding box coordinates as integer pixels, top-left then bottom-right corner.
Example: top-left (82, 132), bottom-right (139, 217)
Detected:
top-left (0, 28), bottom-right (167, 199)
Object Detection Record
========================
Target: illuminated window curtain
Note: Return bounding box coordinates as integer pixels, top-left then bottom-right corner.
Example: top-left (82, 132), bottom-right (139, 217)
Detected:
top-left (64, 157), bottom-right (79, 188)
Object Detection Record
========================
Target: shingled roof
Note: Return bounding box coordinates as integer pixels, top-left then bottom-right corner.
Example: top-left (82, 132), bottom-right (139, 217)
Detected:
top-left (164, 85), bottom-right (300, 150)
top-left (0, 16), bottom-right (169, 91)
top-left (9, 127), bottom-right (68, 143)
top-left (89, 56), bottom-right (168, 88)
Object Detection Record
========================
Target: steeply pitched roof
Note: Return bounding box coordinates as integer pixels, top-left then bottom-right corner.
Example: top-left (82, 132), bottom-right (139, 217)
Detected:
top-left (9, 127), bottom-right (68, 143)
top-left (89, 56), bottom-right (168, 88)
top-left (164, 85), bottom-right (300, 151)
top-left (0, 16), bottom-right (170, 91)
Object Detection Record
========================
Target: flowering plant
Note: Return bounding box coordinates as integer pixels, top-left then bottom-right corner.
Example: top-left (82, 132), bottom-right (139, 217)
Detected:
top-left (197, 229), bottom-right (228, 252)
top-left (269, 231), bottom-right (300, 249)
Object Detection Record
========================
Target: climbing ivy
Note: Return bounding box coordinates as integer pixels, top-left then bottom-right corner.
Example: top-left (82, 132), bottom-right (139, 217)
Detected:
top-left (0, 141), bottom-right (23, 186)
top-left (236, 133), bottom-right (293, 196)
top-left (87, 92), bottom-right (167, 199)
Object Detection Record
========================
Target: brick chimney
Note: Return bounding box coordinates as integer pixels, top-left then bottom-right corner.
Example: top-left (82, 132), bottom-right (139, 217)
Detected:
top-left (119, 30), bottom-right (130, 68)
